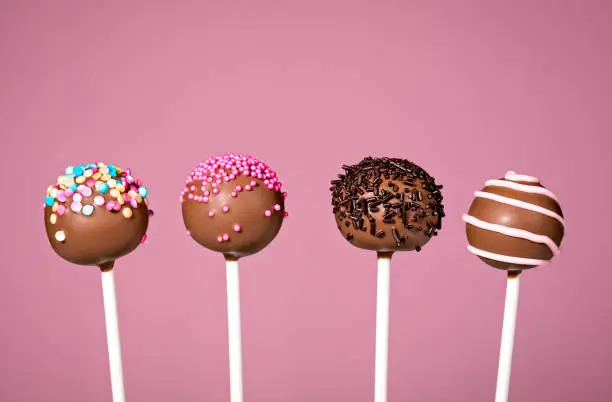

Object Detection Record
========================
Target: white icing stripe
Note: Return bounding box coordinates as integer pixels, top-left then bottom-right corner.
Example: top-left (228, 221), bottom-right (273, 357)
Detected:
top-left (484, 179), bottom-right (559, 202)
top-left (462, 214), bottom-right (559, 256)
top-left (466, 245), bottom-right (549, 266)
top-left (505, 171), bottom-right (540, 183)
top-left (474, 191), bottom-right (565, 228)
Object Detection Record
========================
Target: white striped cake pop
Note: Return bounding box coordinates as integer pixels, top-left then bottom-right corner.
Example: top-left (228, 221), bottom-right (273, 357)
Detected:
top-left (463, 171), bottom-right (565, 270)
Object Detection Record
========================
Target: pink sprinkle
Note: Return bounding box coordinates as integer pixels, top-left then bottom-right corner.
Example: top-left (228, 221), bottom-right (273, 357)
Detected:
top-left (283, 192), bottom-right (287, 198)
top-left (130, 199), bottom-right (138, 208)
top-left (80, 187), bottom-right (93, 197)
top-left (188, 193), bottom-right (194, 200)
top-left (86, 179), bottom-right (96, 187)
top-left (274, 204), bottom-right (281, 211)
top-left (71, 202), bottom-right (82, 212)
top-left (56, 192), bottom-right (67, 202)
top-left (212, 188), bottom-right (219, 194)
top-left (233, 224), bottom-right (241, 232)
top-left (123, 193), bottom-right (131, 202)
top-left (94, 196), bottom-right (105, 206)
top-left (202, 197), bottom-right (209, 203)
top-left (204, 190), bottom-right (210, 197)
top-left (57, 205), bottom-right (66, 216)
top-left (236, 186), bottom-right (242, 192)
top-left (186, 230), bottom-right (191, 236)
top-left (222, 205), bottom-right (230, 213)
top-left (113, 202), bottom-right (121, 211)
top-left (251, 180), bottom-right (257, 186)
top-left (245, 185), bottom-right (252, 191)
top-left (208, 210), bottom-right (215, 217)
top-left (284, 212), bottom-right (289, 217)
top-left (190, 185), bottom-right (196, 191)
top-left (222, 234), bottom-right (230, 241)
top-left (231, 192), bottom-right (237, 198)
top-left (217, 236), bottom-right (223, 243)
top-left (64, 189), bottom-right (74, 197)
top-left (267, 184), bottom-right (274, 190)
top-left (106, 201), bottom-right (115, 211)
top-left (264, 210), bottom-right (272, 217)
top-left (73, 193), bottom-right (82, 203)
top-left (140, 234), bottom-right (148, 244)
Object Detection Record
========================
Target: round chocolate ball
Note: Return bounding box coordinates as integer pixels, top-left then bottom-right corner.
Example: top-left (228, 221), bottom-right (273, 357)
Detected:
top-left (330, 157), bottom-right (444, 253)
top-left (462, 171), bottom-right (565, 270)
top-left (43, 163), bottom-right (151, 267)
top-left (181, 153), bottom-right (287, 260)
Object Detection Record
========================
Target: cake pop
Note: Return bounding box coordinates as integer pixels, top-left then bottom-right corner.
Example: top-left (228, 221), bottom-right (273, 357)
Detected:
top-left (330, 156), bottom-right (444, 402)
top-left (462, 171), bottom-right (565, 402)
top-left (181, 153), bottom-right (287, 259)
top-left (330, 156), bottom-right (444, 252)
top-left (43, 162), bottom-right (152, 402)
top-left (462, 171), bottom-right (565, 270)
top-left (180, 153), bottom-right (287, 402)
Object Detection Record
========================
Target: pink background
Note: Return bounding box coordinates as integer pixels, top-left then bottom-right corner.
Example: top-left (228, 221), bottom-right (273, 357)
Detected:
top-left (1, 1), bottom-right (611, 401)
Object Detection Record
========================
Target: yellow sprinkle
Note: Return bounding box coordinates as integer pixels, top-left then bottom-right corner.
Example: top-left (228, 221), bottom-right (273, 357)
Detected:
top-left (128, 190), bottom-right (138, 199)
top-left (121, 207), bottom-right (132, 218)
top-left (136, 194), bottom-right (143, 203)
top-left (100, 167), bottom-right (109, 174)
top-left (84, 169), bottom-right (93, 178)
top-left (50, 214), bottom-right (57, 224)
top-left (55, 230), bottom-right (66, 242)
top-left (107, 179), bottom-right (117, 188)
top-left (75, 176), bottom-right (86, 184)
top-left (46, 185), bottom-right (54, 194)
top-left (117, 194), bottom-right (125, 205)
top-left (50, 188), bottom-right (58, 198)
top-left (51, 202), bottom-right (59, 212)
top-left (92, 172), bottom-right (102, 180)
top-left (116, 167), bottom-right (122, 174)
top-left (116, 184), bottom-right (125, 192)
top-left (101, 174), bottom-right (111, 181)
top-left (109, 189), bottom-right (120, 198)
top-left (65, 177), bottom-right (75, 188)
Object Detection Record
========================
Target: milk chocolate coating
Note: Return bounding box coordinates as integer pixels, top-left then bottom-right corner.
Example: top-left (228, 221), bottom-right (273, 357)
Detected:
top-left (330, 157), bottom-right (444, 252)
top-left (44, 194), bottom-right (149, 267)
top-left (465, 177), bottom-right (564, 270)
top-left (182, 175), bottom-right (285, 259)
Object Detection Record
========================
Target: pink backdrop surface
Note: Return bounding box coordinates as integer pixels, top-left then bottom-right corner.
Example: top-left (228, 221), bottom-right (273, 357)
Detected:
top-left (1, 1), bottom-right (611, 401)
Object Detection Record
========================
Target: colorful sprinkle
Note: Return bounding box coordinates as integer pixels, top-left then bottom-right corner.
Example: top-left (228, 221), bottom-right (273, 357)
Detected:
top-left (121, 207), bottom-right (133, 218)
top-left (264, 210), bottom-right (272, 217)
top-left (208, 211), bottom-right (215, 217)
top-left (82, 205), bottom-right (94, 216)
top-left (94, 196), bottom-right (105, 206)
top-left (49, 214), bottom-right (57, 224)
top-left (140, 234), bottom-right (148, 244)
top-left (233, 224), bottom-right (241, 232)
top-left (45, 196), bottom-right (55, 207)
top-left (55, 230), bottom-right (66, 242)
top-left (222, 234), bottom-right (230, 241)
top-left (274, 204), bottom-right (281, 211)
top-left (217, 236), bottom-right (223, 243)
top-left (73, 166), bottom-right (84, 176)
top-left (71, 202), bottom-right (82, 212)
top-left (72, 193), bottom-right (82, 203)
top-left (57, 205), bottom-right (66, 216)
top-left (138, 186), bottom-right (148, 198)
top-left (222, 205), bottom-right (230, 213)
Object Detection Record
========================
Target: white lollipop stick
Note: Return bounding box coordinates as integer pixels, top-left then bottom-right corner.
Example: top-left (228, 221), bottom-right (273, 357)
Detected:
top-left (226, 258), bottom-right (244, 402)
top-left (374, 252), bottom-right (392, 402)
top-left (495, 271), bottom-right (521, 402)
top-left (100, 264), bottom-right (126, 402)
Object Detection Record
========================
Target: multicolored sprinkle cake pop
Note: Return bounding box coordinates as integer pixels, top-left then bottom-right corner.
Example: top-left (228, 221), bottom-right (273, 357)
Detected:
top-left (181, 153), bottom-right (287, 259)
top-left (44, 162), bottom-right (152, 267)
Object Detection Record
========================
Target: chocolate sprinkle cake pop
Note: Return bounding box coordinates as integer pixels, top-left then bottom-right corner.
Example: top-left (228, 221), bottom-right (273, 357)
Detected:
top-left (462, 171), bottom-right (565, 270)
top-left (181, 153), bottom-right (287, 259)
top-left (330, 157), bottom-right (444, 252)
top-left (43, 162), bottom-right (152, 267)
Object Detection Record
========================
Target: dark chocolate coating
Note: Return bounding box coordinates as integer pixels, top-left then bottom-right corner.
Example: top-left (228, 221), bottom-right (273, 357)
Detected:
top-left (465, 178), bottom-right (565, 270)
top-left (44, 195), bottom-right (149, 267)
top-left (182, 175), bottom-right (285, 259)
top-left (330, 157), bottom-right (444, 252)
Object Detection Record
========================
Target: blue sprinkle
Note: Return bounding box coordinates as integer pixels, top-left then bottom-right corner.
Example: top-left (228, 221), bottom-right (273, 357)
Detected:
top-left (138, 186), bottom-right (148, 198)
top-left (69, 184), bottom-right (78, 191)
top-left (45, 196), bottom-right (55, 206)
top-left (98, 182), bottom-right (109, 194)
top-left (82, 205), bottom-right (94, 216)
top-left (73, 166), bottom-right (84, 176)
top-left (88, 163), bottom-right (97, 169)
